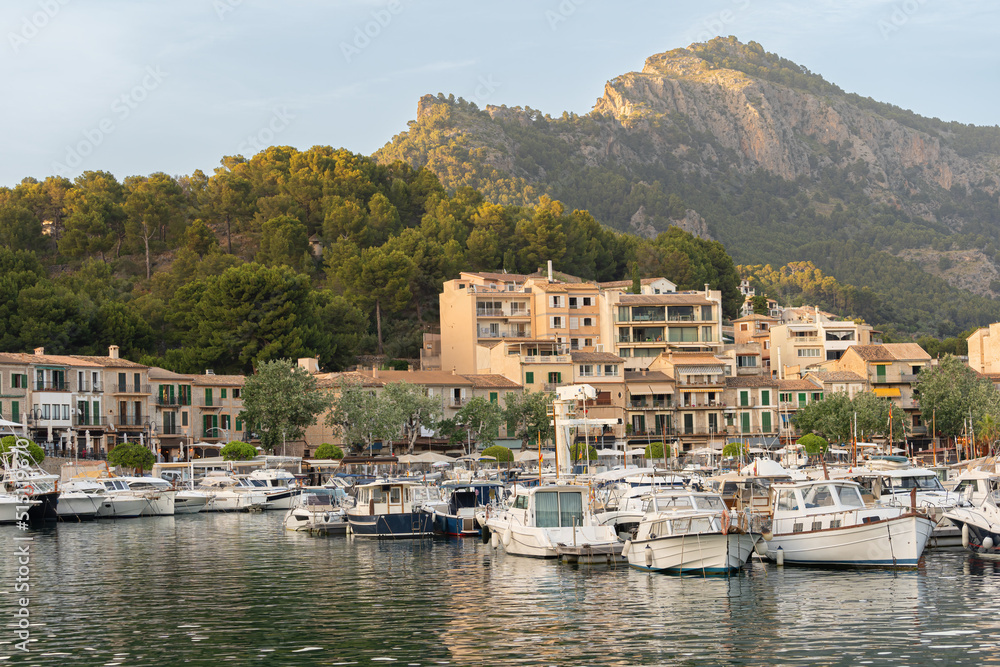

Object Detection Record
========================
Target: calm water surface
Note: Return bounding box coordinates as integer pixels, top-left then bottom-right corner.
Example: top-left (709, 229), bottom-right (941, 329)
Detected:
top-left (3, 512), bottom-right (1000, 666)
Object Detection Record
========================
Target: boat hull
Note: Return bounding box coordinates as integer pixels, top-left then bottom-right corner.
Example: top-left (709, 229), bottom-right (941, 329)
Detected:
top-left (174, 491), bottom-right (209, 514)
top-left (261, 488), bottom-right (302, 511)
top-left (138, 491), bottom-right (175, 516)
top-left (943, 507), bottom-right (1000, 555)
top-left (761, 513), bottom-right (934, 568)
top-left (485, 519), bottom-right (620, 558)
top-left (55, 493), bottom-right (101, 520)
top-left (433, 512), bottom-right (480, 537)
top-left (626, 533), bottom-right (759, 574)
top-left (0, 497), bottom-right (43, 525)
top-left (96, 497), bottom-right (146, 518)
top-left (347, 511), bottom-right (434, 538)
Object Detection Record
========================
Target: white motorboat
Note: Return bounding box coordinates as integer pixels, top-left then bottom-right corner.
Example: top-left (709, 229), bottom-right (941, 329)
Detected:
top-left (623, 490), bottom-right (760, 574)
top-left (0, 492), bottom-right (42, 524)
top-left (484, 485), bottom-right (620, 558)
top-left (951, 469), bottom-right (1000, 507)
top-left (102, 477), bottom-right (176, 516)
top-left (243, 468), bottom-right (303, 510)
top-left (757, 479), bottom-right (935, 568)
top-left (283, 488), bottom-right (349, 532)
top-left (195, 475), bottom-right (270, 512)
top-left (174, 489), bottom-right (209, 514)
top-left (944, 490), bottom-right (1000, 555)
top-left (61, 479), bottom-right (146, 518)
top-left (842, 467), bottom-right (966, 547)
top-left (55, 488), bottom-right (102, 521)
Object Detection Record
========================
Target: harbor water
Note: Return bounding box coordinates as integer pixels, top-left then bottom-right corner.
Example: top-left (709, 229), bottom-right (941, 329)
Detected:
top-left (3, 512), bottom-right (1000, 665)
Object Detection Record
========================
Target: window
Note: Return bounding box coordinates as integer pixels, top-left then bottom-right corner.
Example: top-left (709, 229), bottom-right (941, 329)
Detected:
top-left (779, 392), bottom-right (791, 403)
top-left (668, 327), bottom-right (699, 343)
top-left (62, 404), bottom-right (69, 420)
top-left (761, 411), bottom-right (772, 432)
top-left (582, 297), bottom-right (592, 307)
top-left (549, 295), bottom-right (563, 308)
top-left (701, 305), bottom-right (712, 320)
top-left (489, 392), bottom-right (498, 404)
top-left (736, 355), bottom-right (757, 368)
top-left (797, 348), bottom-right (821, 357)
top-left (221, 388), bottom-right (227, 399)
top-left (582, 317), bottom-right (593, 327)
top-left (568, 297), bottom-right (578, 309)
top-left (776, 490), bottom-right (799, 511)
top-left (604, 365), bottom-right (618, 377)
top-left (798, 392), bottom-right (807, 406)
top-left (761, 390), bottom-right (770, 406)
top-left (803, 485), bottom-right (837, 508)
top-left (42, 404), bottom-right (50, 419)
top-left (182, 411), bottom-right (188, 427)
top-left (233, 388), bottom-right (241, 399)
top-left (741, 412), bottom-right (750, 433)
top-left (876, 365), bottom-right (887, 381)
top-left (221, 414), bottom-right (231, 430)
top-left (579, 365), bottom-right (593, 377)
top-left (12, 374), bottom-right (27, 389)
top-left (525, 372), bottom-right (534, 384)
top-left (548, 372), bottom-right (562, 384)
top-left (550, 316), bottom-right (564, 329)
top-left (708, 413), bottom-right (718, 433)
top-left (235, 418), bottom-right (243, 431)
top-left (702, 326), bottom-right (713, 342)
top-left (812, 393), bottom-right (823, 402)
top-left (569, 317), bottom-right (579, 330)
top-left (739, 391), bottom-right (749, 407)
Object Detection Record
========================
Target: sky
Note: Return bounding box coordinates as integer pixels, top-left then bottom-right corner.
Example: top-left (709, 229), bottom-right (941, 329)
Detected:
top-left (1, 0), bottom-right (997, 187)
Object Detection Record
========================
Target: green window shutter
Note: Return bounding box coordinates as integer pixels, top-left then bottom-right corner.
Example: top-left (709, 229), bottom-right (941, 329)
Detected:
top-left (740, 391), bottom-right (749, 407)
top-left (506, 419), bottom-right (515, 437)
top-left (761, 390), bottom-right (770, 407)
top-left (557, 372), bottom-right (562, 383)
top-left (762, 411), bottom-right (771, 432)
top-left (525, 372), bottom-right (534, 384)
top-left (741, 413), bottom-right (751, 433)
top-left (12, 401), bottom-right (19, 423)
top-left (236, 418), bottom-right (243, 431)
top-left (221, 388), bottom-right (227, 399)
top-left (205, 388), bottom-right (212, 406)
top-left (182, 411), bottom-right (188, 427)
top-left (490, 392), bottom-right (498, 404)
top-left (876, 365), bottom-right (886, 381)
top-left (798, 393), bottom-right (807, 406)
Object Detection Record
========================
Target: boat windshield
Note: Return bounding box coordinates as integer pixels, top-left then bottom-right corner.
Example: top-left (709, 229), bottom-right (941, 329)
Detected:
top-left (691, 496), bottom-right (726, 511)
top-left (889, 475), bottom-right (945, 492)
top-left (953, 479), bottom-right (977, 498)
top-left (802, 484), bottom-right (837, 509)
top-left (831, 484), bottom-right (865, 508)
top-left (651, 496), bottom-right (693, 512)
top-left (668, 516), bottom-right (714, 535)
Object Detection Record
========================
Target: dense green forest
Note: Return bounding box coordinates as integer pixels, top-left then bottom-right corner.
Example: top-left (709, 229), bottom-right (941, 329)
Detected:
top-left (374, 37), bottom-right (1000, 336)
top-left (0, 147), bottom-right (741, 374)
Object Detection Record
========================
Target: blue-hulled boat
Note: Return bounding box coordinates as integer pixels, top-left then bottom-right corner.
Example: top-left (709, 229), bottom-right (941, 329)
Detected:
top-left (346, 480), bottom-right (434, 538)
top-left (431, 482), bottom-right (505, 537)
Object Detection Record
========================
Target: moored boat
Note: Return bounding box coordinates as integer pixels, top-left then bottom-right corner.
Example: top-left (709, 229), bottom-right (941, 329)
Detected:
top-left (430, 481), bottom-right (504, 537)
top-left (624, 490), bottom-right (760, 574)
top-left (346, 480), bottom-right (434, 538)
top-left (943, 491), bottom-right (1000, 555)
top-left (757, 479), bottom-right (935, 568)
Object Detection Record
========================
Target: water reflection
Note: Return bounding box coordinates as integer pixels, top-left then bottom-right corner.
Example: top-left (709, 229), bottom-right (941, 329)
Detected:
top-left (1, 515), bottom-right (999, 664)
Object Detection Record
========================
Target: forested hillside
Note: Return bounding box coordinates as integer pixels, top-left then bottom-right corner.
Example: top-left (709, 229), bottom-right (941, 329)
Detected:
top-left (375, 37), bottom-right (1000, 336)
top-left (0, 147), bottom-right (742, 373)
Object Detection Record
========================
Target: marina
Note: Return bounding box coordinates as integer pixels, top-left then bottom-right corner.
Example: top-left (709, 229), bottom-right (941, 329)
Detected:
top-left (3, 510), bottom-right (1000, 665)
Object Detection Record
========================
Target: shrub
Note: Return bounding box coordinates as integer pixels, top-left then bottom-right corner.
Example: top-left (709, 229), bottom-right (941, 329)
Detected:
top-left (481, 445), bottom-right (513, 462)
top-left (221, 440), bottom-right (258, 461)
top-left (314, 443), bottom-right (344, 460)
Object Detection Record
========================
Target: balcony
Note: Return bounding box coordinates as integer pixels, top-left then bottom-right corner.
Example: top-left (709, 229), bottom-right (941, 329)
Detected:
top-left (628, 401), bottom-right (672, 410)
top-left (161, 423), bottom-right (181, 435)
top-left (478, 328), bottom-right (531, 339)
top-left (75, 380), bottom-right (103, 393)
top-left (197, 399), bottom-right (223, 409)
top-left (900, 373), bottom-right (920, 383)
top-left (677, 401), bottom-right (726, 409)
top-left (73, 415), bottom-right (108, 427)
top-left (34, 380), bottom-right (69, 391)
top-left (112, 383), bottom-right (151, 395)
top-left (156, 396), bottom-right (181, 407)
top-left (115, 415), bottom-right (147, 428)
top-left (522, 356), bottom-right (569, 364)
top-left (911, 425), bottom-right (928, 435)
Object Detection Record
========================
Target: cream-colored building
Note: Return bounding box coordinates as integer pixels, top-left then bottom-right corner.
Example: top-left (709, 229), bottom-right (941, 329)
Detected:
top-left (601, 287), bottom-right (724, 372)
top-left (770, 308), bottom-right (874, 378)
top-left (968, 322), bottom-right (1000, 376)
top-left (834, 343), bottom-right (931, 437)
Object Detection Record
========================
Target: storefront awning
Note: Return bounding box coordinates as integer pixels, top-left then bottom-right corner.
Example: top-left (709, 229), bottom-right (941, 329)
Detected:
top-left (873, 387), bottom-right (901, 397)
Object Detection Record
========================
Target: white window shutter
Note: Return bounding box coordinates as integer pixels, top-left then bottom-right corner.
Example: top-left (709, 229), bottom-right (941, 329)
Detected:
top-left (569, 317), bottom-right (579, 330)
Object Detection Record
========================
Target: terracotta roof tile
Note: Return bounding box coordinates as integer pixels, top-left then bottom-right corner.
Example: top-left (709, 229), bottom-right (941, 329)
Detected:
top-left (775, 379), bottom-right (823, 391)
top-left (725, 376), bottom-right (777, 388)
top-left (67, 354), bottom-right (148, 369)
top-left (624, 370), bottom-right (674, 383)
top-left (460, 374), bottom-right (522, 388)
top-left (571, 351), bottom-right (624, 363)
top-left (808, 371), bottom-right (866, 383)
top-left (191, 374), bottom-right (245, 386)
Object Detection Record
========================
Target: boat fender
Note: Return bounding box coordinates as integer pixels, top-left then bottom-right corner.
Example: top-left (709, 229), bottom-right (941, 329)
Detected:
top-left (491, 530), bottom-right (500, 550)
top-left (962, 523), bottom-right (970, 549)
top-left (481, 525), bottom-right (491, 545)
top-left (502, 528), bottom-right (512, 548)
top-left (621, 540), bottom-right (631, 558)
top-left (644, 545), bottom-right (653, 567)
top-left (984, 536), bottom-right (995, 550)
top-left (323, 512), bottom-right (331, 523)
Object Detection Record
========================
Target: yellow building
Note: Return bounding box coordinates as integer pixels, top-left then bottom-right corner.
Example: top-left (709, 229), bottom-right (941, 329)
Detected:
top-left (770, 308), bottom-right (873, 379)
top-left (968, 322), bottom-right (1000, 376)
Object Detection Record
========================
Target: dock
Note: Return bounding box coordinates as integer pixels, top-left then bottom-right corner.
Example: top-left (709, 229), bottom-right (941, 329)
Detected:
top-left (556, 542), bottom-right (624, 565)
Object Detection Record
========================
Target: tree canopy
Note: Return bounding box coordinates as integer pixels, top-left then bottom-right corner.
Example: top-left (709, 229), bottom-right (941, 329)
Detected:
top-left (314, 443), bottom-right (344, 460)
top-left (108, 442), bottom-right (155, 475)
top-left (239, 359), bottom-right (331, 453)
top-left (221, 440), bottom-right (258, 461)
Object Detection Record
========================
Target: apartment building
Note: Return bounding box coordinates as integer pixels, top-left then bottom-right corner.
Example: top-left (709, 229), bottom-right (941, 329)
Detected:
top-left (648, 351), bottom-right (727, 452)
top-left (770, 308), bottom-right (874, 378)
top-left (601, 286), bottom-right (724, 371)
top-left (733, 314), bottom-right (777, 373)
top-left (623, 368), bottom-right (675, 446)
top-left (486, 339), bottom-right (574, 395)
top-left (835, 343), bottom-right (932, 436)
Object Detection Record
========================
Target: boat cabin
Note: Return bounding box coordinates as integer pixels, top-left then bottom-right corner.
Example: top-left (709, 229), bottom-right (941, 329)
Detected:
top-left (507, 486), bottom-right (588, 529)
top-left (770, 480), bottom-right (867, 520)
top-left (354, 481), bottom-right (422, 516)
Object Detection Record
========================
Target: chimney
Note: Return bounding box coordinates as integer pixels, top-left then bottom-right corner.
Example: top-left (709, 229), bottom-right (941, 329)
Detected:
top-left (547, 260), bottom-right (553, 283)
top-left (705, 283), bottom-right (710, 297)
top-left (298, 358), bottom-right (319, 374)
top-left (451, 366), bottom-right (457, 375)
top-left (641, 367), bottom-right (647, 376)
top-left (109, 345), bottom-right (119, 359)
top-left (33, 347), bottom-right (44, 356)
top-left (373, 367), bottom-right (379, 379)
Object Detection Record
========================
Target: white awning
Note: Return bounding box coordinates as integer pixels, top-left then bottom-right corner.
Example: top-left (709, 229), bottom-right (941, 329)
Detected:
top-left (678, 366), bottom-right (724, 374)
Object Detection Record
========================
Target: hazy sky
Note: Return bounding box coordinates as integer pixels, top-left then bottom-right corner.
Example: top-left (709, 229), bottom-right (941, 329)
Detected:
top-left (1, 0), bottom-right (997, 186)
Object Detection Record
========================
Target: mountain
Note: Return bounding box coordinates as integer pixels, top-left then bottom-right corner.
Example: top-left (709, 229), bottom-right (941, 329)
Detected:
top-left (374, 37), bottom-right (1000, 335)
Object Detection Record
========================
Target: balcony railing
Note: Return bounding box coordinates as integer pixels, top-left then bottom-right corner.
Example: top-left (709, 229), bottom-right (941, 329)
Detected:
top-left (156, 396), bottom-right (181, 406)
top-left (522, 356), bottom-right (569, 364)
top-left (677, 401), bottom-right (727, 409)
top-left (628, 401), bottom-right (671, 410)
top-left (73, 415), bottom-right (108, 427)
top-left (112, 383), bottom-right (151, 394)
top-left (900, 373), bottom-right (920, 383)
top-left (115, 415), bottom-right (147, 427)
top-left (34, 381), bottom-right (69, 391)
top-left (477, 329), bottom-right (531, 339)
top-left (161, 424), bottom-right (181, 435)
top-left (75, 381), bottom-right (104, 393)
top-left (448, 398), bottom-right (465, 408)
